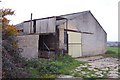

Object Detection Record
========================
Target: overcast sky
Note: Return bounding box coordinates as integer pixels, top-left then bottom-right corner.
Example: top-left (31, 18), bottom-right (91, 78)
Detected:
top-left (0, 0), bottom-right (119, 41)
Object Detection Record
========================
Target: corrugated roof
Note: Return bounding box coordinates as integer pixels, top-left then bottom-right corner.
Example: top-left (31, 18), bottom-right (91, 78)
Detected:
top-left (23, 10), bottom-right (90, 22)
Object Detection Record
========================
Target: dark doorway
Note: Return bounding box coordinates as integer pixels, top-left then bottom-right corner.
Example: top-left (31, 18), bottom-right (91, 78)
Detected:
top-left (38, 33), bottom-right (56, 58)
top-left (38, 34), bottom-right (56, 51)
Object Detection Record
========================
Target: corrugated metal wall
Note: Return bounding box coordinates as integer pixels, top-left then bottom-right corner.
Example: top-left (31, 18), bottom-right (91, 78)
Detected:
top-left (23, 18), bottom-right (56, 34)
top-left (36, 18), bottom-right (56, 33)
top-left (23, 21), bottom-right (33, 34)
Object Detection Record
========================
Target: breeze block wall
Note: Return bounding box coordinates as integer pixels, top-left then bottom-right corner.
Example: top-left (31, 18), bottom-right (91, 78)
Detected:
top-left (81, 12), bottom-right (107, 56)
top-left (63, 11), bottom-right (107, 56)
top-left (17, 34), bottom-right (39, 59)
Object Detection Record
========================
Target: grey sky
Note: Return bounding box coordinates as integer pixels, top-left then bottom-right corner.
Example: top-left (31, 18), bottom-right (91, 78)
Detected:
top-left (0, 0), bottom-right (118, 41)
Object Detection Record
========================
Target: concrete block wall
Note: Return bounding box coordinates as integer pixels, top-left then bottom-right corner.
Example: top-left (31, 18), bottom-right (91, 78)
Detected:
top-left (64, 11), bottom-right (107, 56)
top-left (81, 12), bottom-right (107, 56)
top-left (17, 34), bottom-right (39, 59)
top-left (58, 23), bottom-right (66, 50)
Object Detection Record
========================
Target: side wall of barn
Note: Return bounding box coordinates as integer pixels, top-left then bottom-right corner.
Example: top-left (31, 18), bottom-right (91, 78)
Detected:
top-left (64, 11), bottom-right (107, 56)
top-left (81, 12), bottom-right (107, 56)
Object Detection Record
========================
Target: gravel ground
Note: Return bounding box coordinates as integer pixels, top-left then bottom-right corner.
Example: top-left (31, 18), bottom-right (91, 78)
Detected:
top-left (76, 56), bottom-right (119, 78)
top-left (57, 56), bottom-right (119, 78)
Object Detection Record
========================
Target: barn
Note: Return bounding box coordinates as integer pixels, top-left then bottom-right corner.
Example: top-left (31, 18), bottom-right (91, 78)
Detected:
top-left (17, 11), bottom-right (107, 59)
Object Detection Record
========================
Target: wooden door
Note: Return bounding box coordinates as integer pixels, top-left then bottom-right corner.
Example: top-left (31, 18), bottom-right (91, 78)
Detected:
top-left (68, 32), bottom-right (82, 57)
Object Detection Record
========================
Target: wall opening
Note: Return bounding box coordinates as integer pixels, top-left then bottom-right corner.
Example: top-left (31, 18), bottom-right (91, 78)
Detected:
top-left (38, 33), bottom-right (56, 58)
top-left (39, 33), bottom-right (56, 51)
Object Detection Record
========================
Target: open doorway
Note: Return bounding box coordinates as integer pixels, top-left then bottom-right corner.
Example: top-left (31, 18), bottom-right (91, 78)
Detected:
top-left (38, 33), bottom-right (56, 58)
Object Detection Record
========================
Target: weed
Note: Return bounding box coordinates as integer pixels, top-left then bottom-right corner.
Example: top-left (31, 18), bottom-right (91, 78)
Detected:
top-left (26, 55), bottom-right (81, 78)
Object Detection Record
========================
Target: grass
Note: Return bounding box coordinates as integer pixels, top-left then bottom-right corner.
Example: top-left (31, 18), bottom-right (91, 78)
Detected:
top-left (26, 54), bottom-right (84, 78)
top-left (102, 47), bottom-right (120, 58)
top-left (107, 47), bottom-right (119, 53)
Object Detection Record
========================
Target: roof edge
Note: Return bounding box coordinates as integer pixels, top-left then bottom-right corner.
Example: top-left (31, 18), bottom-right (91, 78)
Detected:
top-left (88, 11), bottom-right (107, 35)
top-left (59, 10), bottom-right (90, 17)
top-left (23, 10), bottom-right (90, 23)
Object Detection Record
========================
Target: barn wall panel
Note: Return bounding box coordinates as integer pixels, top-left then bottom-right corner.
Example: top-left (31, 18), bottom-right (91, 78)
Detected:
top-left (17, 35), bottom-right (39, 59)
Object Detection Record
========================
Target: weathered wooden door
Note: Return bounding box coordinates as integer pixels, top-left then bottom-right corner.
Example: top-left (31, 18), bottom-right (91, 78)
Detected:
top-left (68, 32), bottom-right (82, 57)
